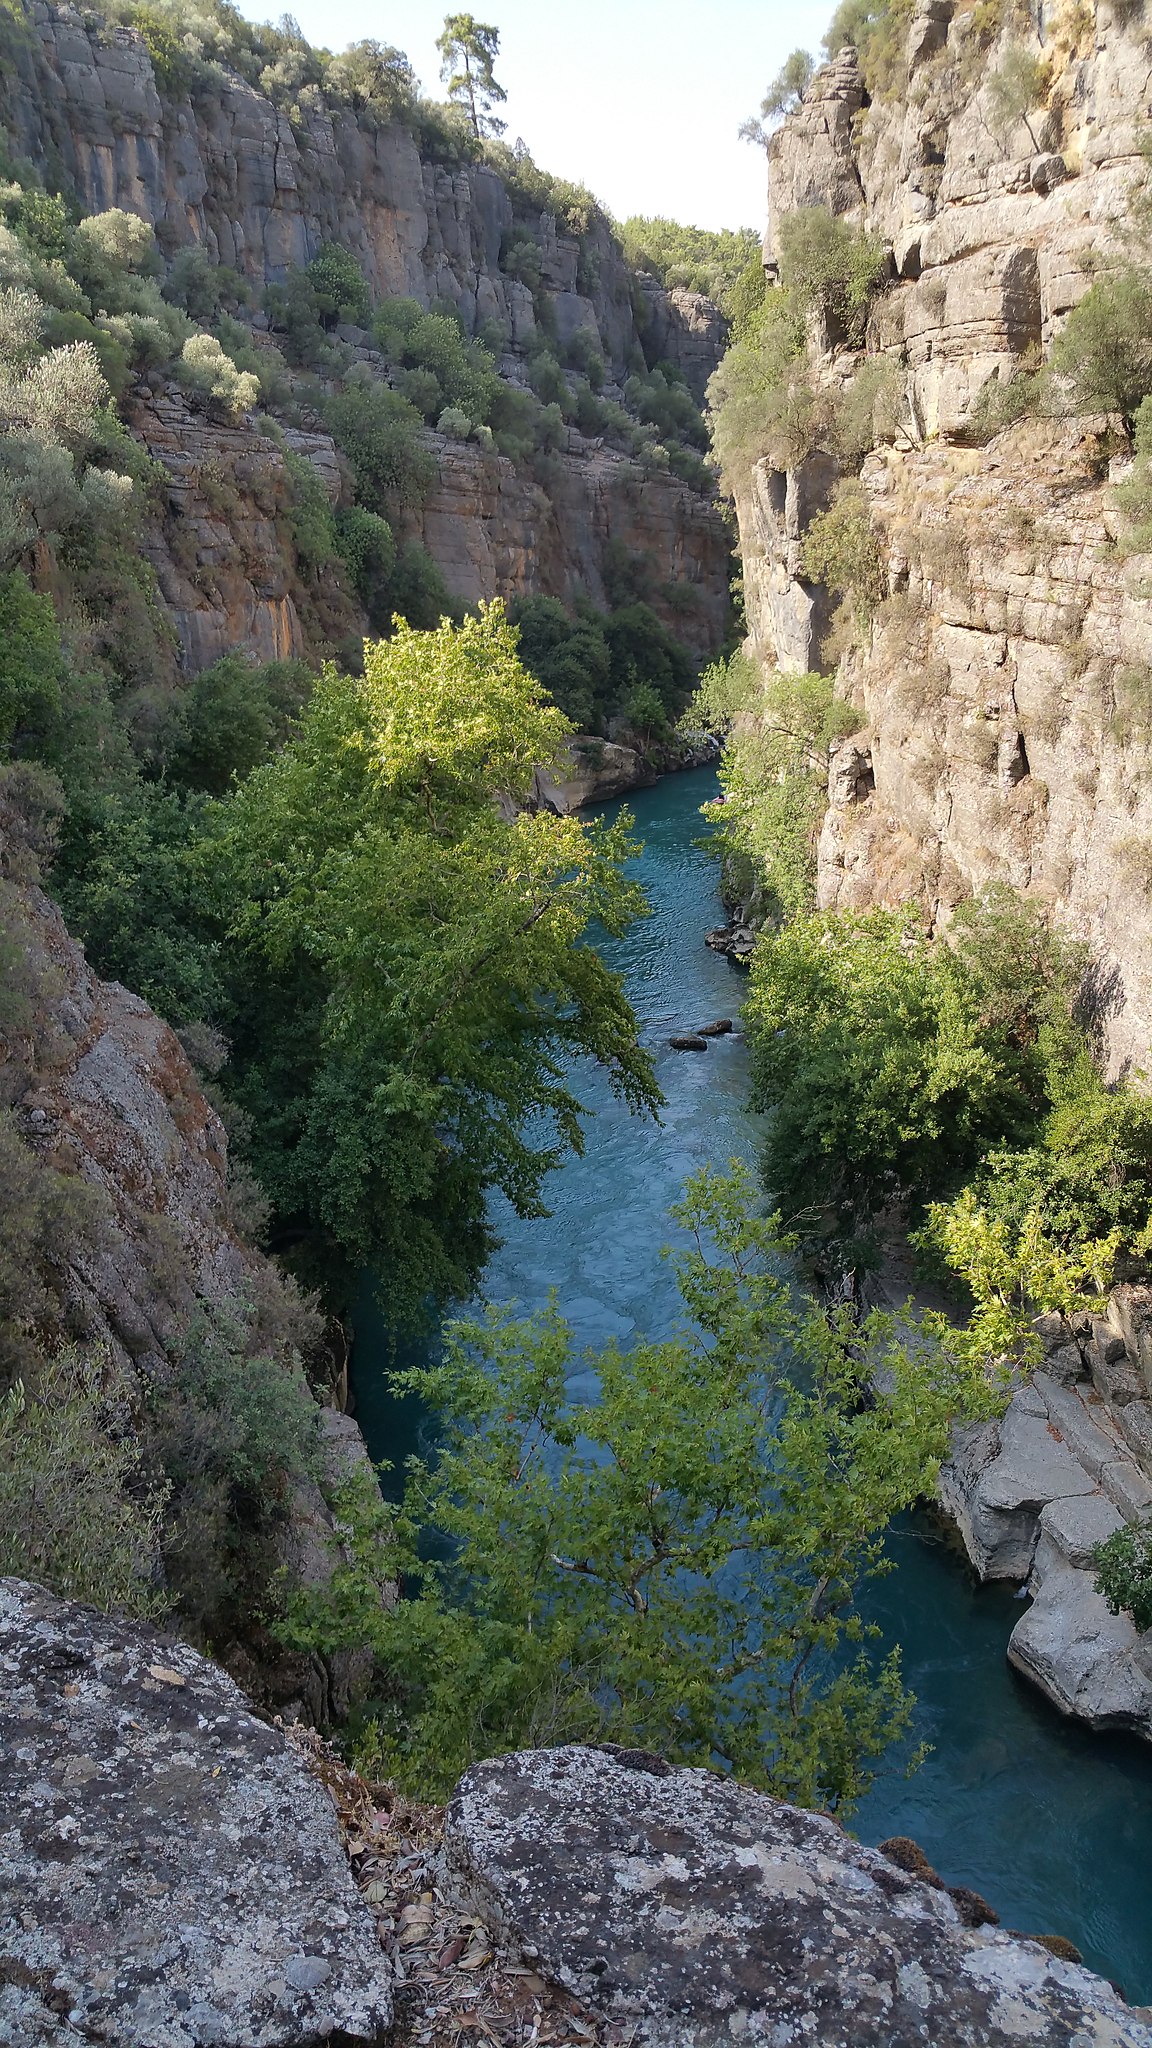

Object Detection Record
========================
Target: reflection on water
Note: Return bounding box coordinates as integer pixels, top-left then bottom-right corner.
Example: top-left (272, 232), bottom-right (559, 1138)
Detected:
top-left (353, 766), bottom-right (1152, 2001)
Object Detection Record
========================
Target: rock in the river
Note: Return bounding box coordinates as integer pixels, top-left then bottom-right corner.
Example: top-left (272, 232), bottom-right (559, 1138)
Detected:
top-left (1008, 1541), bottom-right (1152, 1739)
top-left (0, 1578), bottom-right (393, 2047)
top-left (669, 1033), bottom-right (710, 1051)
top-left (695, 1018), bottom-right (734, 1036)
top-left (444, 1745), bottom-right (1152, 2046)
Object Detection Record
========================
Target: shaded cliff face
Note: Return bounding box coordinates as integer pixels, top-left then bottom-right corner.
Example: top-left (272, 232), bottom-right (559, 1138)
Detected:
top-left (741, 3), bottom-right (1152, 1067)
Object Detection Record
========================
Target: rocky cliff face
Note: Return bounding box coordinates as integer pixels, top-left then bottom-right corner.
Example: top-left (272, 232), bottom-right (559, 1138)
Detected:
top-left (0, 780), bottom-right (376, 1720)
top-left (2, 0), bottom-right (730, 683)
top-left (741, 2), bottom-right (1152, 1071)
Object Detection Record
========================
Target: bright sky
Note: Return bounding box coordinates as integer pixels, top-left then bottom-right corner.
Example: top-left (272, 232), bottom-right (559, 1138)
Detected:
top-left (264, 0), bottom-right (835, 232)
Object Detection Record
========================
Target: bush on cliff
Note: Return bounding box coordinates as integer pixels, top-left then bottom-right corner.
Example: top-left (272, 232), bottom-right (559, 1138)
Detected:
top-left (698, 661), bottom-right (858, 924)
top-left (744, 890), bottom-right (1087, 1270)
top-left (1052, 264), bottom-right (1152, 424)
top-left (0, 1348), bottom-right (168, 1619)
top-left (509, 593), bottom-right (698, 737)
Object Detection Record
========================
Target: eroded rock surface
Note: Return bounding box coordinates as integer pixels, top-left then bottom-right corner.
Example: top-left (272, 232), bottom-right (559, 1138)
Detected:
top-left (937, 1311), bottom-right (1152, 1737)
top-left (443, 1744), bottom-right (1152, 2047)
top-left (0, 1578), bottom-right (393, 2047)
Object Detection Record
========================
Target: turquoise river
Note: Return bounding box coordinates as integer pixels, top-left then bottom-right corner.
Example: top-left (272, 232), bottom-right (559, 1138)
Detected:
top-left (353, 764), bottom-right (1152, 2001)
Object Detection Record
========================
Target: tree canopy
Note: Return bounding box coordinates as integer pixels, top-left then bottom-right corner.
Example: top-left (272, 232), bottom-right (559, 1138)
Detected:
top-left (282, 1163), bottom-right (994, 1808)
top-left (210, 604), bottom-right (660, 1317)
top-left (436, 14), bottom-right (507, 139)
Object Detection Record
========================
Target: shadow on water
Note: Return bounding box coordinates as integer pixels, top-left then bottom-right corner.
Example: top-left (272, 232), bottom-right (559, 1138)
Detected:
top-left (352, 765), bottom-right (1152, 2001)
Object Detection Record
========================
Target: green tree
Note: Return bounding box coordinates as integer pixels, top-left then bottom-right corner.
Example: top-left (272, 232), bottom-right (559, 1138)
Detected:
top-left (281, 1163), bottom-right (992, 1807)
top-left (436, 14), bottom-right (507, 140)
top-left (1052, 265), bottom-right (1152, 423)
top-left (739, 50), bottom-right (814, 147)
top-left (212, 604), bottom-right (659, 1318)
top-left (744, 892), bottom-right (1084, 1268)
top-left (700, 665), bottom-right (858, 924)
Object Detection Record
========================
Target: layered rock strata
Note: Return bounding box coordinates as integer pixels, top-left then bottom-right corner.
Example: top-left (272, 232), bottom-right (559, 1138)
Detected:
top-left (742, 4), bottom-right (1152, 1070)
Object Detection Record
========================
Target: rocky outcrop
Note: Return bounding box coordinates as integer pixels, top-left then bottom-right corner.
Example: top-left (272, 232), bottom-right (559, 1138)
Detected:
top-left (404, 432), bottom-right (731, 663)
top-left (7, 1559), bottom-right (1152, 2048)
top-left (532, 731), bottom-right (719, 814)
top-left (740, 7), bottom-right (1152, 1070)
top-left (937, 1301), bottom-right (1152, 1738)
top-left (0, 786), bottom-right (376, 1719)
top-left (129, 385), bottom-right (361, 675)
top-left (444, 1743), bottom-right (1152, 2045)
top-left (0, 1576), bottom-right (393, 2047)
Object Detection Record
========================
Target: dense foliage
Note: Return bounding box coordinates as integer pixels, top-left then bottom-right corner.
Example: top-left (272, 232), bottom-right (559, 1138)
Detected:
top-left (617, 219), bottom-right (762, 314)
top-left (743, 887), bottom-right (1152, 1303)
top-left (510, 593), bottom-right (696, 736)
top-left (692, 654), bottom-right (858, 923)
top-left (282, 1164), bottom-right (993, 1809)
top-left (200, 607), bottom-right (657, 1317)
top-left (1094, 1517), bottom-right (1152, 1634)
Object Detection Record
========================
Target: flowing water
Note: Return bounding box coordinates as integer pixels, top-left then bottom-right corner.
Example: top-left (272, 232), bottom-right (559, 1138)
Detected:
top-left (353, 764), bottom-right (1152, 2001)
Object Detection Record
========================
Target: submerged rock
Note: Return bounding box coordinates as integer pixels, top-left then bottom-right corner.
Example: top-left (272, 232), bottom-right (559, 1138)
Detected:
top-left (443, 1743), bottom-right (1152, 2046)
top-left (0, 1578), bottom-right (393, 2047)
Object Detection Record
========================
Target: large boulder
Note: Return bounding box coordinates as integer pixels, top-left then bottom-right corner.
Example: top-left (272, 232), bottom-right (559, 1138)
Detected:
top-left (0, 1579), bottom-right (393, 2047)
top-left (444, 1744), bottom-right (1152, 2047)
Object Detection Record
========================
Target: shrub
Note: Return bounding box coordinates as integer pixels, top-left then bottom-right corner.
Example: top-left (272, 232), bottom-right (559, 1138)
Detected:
top-left (324, 381), bottom-right (434, 512)
top-left (1052, 266), bottom-right (1152, 422)
top-left (0, 1110), bottom-right (109, 1386)
top-left (707, 289), bottom-right (821, 487)
top-left (799, 479), bottom-right (885, 633)
top-left (0, 1349), bottom-right (168, 1618)
top-left (174, 332), bottom-right (259, 418)
top-left (334, 505), bottom-right (396, 608)
top-left (777, 206), bottom-right (888, 346)
top-left (702, 666), bottom-right (858, 924)
top-left (745, 890), bottom-right (1085, 1264)
top-left (0, 568), bottom-right (64, 754)
top-left (831, 353), bottom-right (904, 461)
top-left (987, 46), bottom-right (1051, 149)
top-left (1094, 1518), bottom-right (1152, 1633)
top-left (167, 654), bottom-right (312, 794)
top-left (325, 39), bottom-right (419, 120)
top-left (305, 241), bottom-right (371, 328)
top-left (163, 244), bottom-right (248, 320)
top-left (381, 539), bottom-right (458, 629)
top-left (146, 1305), bottom-right (321, 1636)
top-left (618, 219), bottom-right (762, 313)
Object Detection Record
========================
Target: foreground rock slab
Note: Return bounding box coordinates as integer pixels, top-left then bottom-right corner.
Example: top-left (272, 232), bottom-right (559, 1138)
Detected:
top-left (0, 1579), bottom-right (392, 2047)
top-left (444, 1745), bottom-right (1152, 2047)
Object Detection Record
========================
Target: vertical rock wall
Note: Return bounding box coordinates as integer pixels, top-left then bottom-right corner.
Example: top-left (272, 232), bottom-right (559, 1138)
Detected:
top-left (740, 1), bottom-right (1152, 1068)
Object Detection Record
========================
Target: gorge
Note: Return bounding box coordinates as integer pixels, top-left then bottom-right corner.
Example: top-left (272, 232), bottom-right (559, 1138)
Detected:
top-left (7, 0), bottom-right (1152, 2040)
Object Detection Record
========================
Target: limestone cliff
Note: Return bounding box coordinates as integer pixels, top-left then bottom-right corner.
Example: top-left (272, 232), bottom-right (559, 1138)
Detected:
top-left (738, 1), bottom-right (1152, 1072)
top-left (3, 0), bottom-right (731, 677)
